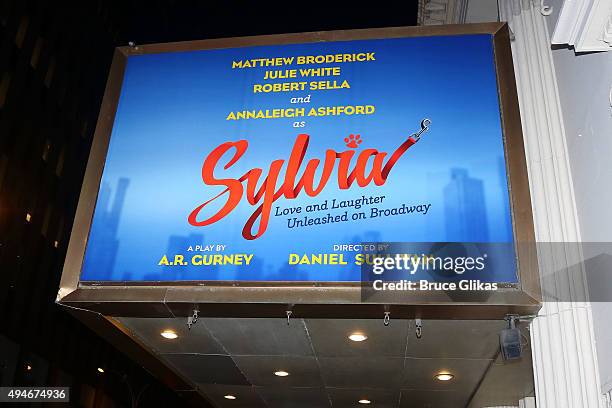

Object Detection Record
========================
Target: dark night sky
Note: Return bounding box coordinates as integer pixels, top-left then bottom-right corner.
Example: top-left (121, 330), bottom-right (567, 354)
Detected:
top-left (114, 1), bottom-right (419, 44)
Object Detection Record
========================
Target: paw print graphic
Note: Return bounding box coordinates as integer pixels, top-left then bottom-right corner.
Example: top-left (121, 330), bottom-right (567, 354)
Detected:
top-left (344, 134), bottom-right (362, 149)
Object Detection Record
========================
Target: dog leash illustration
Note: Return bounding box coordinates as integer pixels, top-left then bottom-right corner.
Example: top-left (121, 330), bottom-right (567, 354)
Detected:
top-left (381, 118), bottom-right (432, 179)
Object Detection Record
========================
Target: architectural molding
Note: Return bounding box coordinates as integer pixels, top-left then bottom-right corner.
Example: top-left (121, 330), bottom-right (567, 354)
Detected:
top-left (551, 0), bottom-right (612, 52)
top-left (519, 397), bottom-right (536, 408)
top-left (418, 0), bottom-right (468, 25)
top-left (499, 0), bottom-right (605, 407)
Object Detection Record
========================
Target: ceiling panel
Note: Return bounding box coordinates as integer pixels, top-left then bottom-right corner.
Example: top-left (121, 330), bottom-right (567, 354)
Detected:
top-left (256, 386), bottom-right (331, 408)
top-left (233, 355), bottom-right (323, 387)
top-left (305, 318), bottom-right (410, 358)
top-left (161, 354), bottom-right (249, 385)
top-left (401, 357), bottom-right (491, 390)
top-left (198, 384), bottom-right (267, 408)
top-left (467, 352), bottom-right (535, 408)
top-left (115, 317), bottom-right (535, 407)
top-left (318, 357), bottom-right (405, 388)
top-left (203, 318), bottom-right (314, 356)
top-left (116, 317), bottom-right (226, 355)
top-left (405, 320), bottom-right (505, 359)
top-left (400, 389), bottom-right (468, 408)
top-left (327, 387), bottom-right (400, 408)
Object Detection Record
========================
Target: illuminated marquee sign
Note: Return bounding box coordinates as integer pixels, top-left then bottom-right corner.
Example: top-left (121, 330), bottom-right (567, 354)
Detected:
top-left (60, 25), bottom-right (538, 314)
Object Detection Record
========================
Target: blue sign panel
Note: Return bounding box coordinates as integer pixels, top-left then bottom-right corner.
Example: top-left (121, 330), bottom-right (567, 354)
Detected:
top-left (80, 34), bottom-right (517, 283)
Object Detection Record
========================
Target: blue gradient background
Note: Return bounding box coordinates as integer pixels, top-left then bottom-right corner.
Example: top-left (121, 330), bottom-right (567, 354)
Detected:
top-left (80, 34), bottom-right (517, 282)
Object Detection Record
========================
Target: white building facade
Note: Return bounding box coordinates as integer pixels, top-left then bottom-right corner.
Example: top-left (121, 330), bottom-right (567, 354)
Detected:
top-left (420, 0), bottom-right (612, 406)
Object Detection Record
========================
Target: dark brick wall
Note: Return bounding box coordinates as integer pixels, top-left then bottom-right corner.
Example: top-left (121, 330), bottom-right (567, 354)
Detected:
top-left (0, 1), bottom-right (190, 406)
top-left (0, 1), bottom-right (417, 406)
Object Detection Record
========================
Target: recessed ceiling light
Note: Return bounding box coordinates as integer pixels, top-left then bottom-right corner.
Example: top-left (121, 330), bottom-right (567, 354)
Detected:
top-left (223, 395), bottom-right (236, 400)
top-left (160, 329), bottom-right (178, 339)
top-left (274, 370), bottom-right (289, 377)
top-left (358, 399), bottom-right (372, 404)
top-left (434, 372), bottom-right (454, 381)
top-left (348, 333), bottom-right (368, 342)
top-left (97, 367), bottom-right (105, 373)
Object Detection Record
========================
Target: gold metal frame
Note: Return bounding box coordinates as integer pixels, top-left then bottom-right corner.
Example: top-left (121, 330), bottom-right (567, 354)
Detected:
top-left (57, 23), bottom-right (540, 319)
